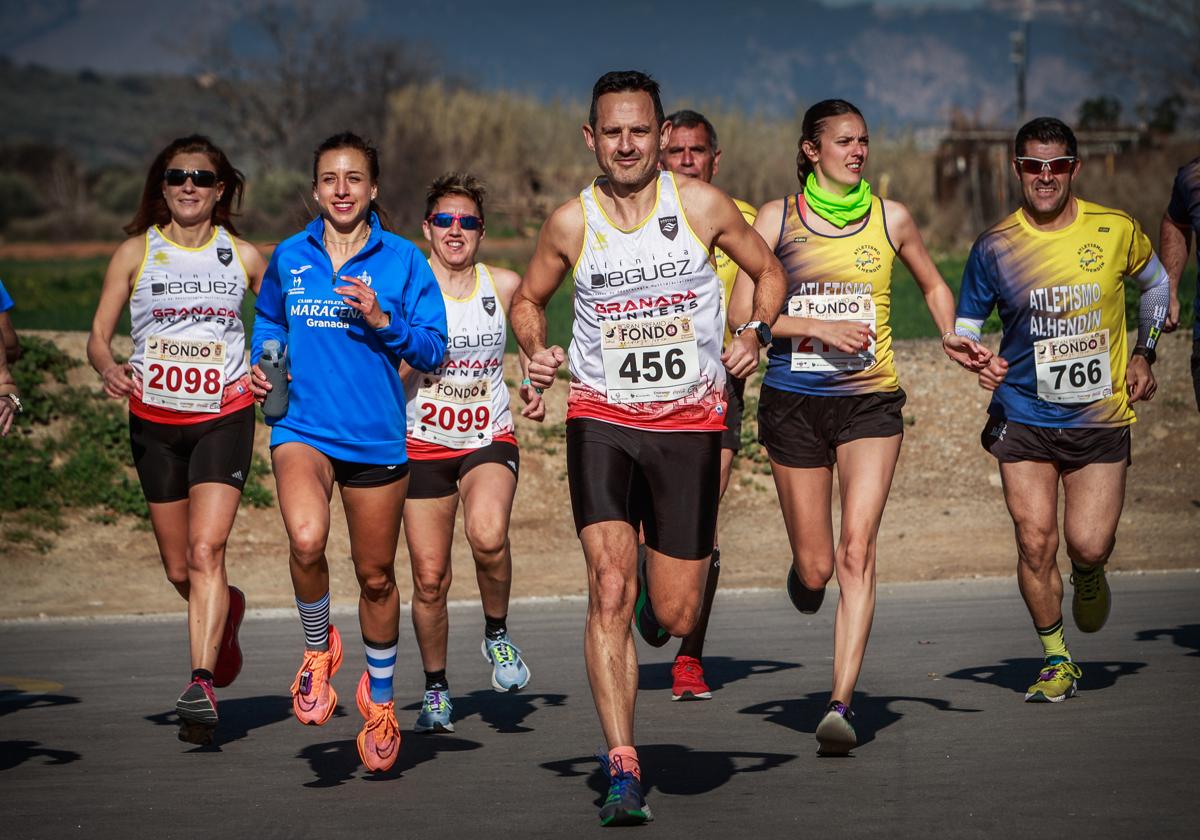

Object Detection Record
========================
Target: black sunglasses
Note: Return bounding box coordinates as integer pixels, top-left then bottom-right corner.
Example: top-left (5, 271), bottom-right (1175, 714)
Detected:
top-left (164, 168), bottom-right (219, 188)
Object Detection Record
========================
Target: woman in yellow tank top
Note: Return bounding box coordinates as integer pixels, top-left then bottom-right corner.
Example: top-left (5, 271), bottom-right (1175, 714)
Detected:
top-left (730, 100), bottom-right (989, 755)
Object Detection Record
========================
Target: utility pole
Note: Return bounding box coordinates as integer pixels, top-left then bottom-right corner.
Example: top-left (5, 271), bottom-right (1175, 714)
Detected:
top-left (1009, 0), bottom-right (1033, 123)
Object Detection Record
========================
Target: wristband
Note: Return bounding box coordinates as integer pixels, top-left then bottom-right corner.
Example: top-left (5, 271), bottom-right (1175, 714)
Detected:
top-left (1132, 346), bottom-right (1156, 365)
top-left (521, 378), bottom-right (532, 386)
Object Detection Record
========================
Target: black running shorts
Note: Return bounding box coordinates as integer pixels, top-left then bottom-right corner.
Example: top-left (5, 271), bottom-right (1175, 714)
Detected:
top-left (981, 414), bottom-right (1131, 470)
top-left (566, 417), bottom-right (721, 561)
top-left (757, 384), bottom-right (906, 468)
top-left (407, 440), bottom-right (520, 500)
top-left (129, 405), bottom-right (256, 504)
top-left (328, 458), bottom-right (410, 489)
top-left (720, 375), bottom-right (746, 453)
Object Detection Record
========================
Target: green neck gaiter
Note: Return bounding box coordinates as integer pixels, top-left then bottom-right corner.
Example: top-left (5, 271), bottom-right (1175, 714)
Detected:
top-left (804, 173), bottom-right (872, 228)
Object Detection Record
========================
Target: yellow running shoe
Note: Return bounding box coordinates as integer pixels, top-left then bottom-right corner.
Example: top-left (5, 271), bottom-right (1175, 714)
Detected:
top-left (1024, 657), bottom-right (1082, 703)
top-left (355, 671), bottom-right (401, 772)
top-left (1070, 564), bottom-right (1111, 633)
top-left (290, 625), bottom-right (343, 725)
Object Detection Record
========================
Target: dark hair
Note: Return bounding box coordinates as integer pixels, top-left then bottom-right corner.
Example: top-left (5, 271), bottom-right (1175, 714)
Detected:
top-left (665, 109), bottom-right (718, 151)
top-left (311, 132), bottom-right (391, 231)
top-left (1014, 117), bottom-right (1078, 159)
top-left (425, 172), bottom-right (487, 224)
top-left (795, 99), bottom-right (865, 182)
top-left (589, 70), bottom-right (664, 129)
top-left (124, 134), bottom-right (244, 236)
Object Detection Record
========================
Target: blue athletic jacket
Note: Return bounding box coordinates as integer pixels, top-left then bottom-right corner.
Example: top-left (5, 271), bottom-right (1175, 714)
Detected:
top-left (251, 214), bottom-right (448, 464)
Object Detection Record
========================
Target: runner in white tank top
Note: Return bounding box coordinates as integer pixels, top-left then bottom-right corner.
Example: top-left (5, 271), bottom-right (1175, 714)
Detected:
top-left (401, 174), bottom-right (544, 731)
top-left (508, 72), bottom-right (787, 827)
top-left (127, 224), bottom-right (252, 419)
top-left (87, 136), bottom-right (267, 746)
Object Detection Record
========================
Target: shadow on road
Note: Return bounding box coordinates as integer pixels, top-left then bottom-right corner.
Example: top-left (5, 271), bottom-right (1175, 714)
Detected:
top-left (0, 740), bottom-right (82, 771)
top-left (739, 691), bottom-right (980, 748)
top-left (542, 743), bottom-right (796, 802)
top-left (145, 694), bottom-right (297, 750)
top-left (298, 734), bottom-right (483, 787)
top-left (638, 656), bottom-right (801, 692)
top-left (0, 689), bottom-right (80, 718)
top-left (944, 658), bottom-right (1145, 694)
top-left (1135, 624), bottom-right (1200, 657)
top-left (399, 690), bottom-right (567, 733)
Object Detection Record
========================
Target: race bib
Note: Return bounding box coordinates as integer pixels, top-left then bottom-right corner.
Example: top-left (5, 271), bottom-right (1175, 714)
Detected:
top-left (142, 335), bottom-right (226, 413)
top-left (790, 294), bottom-right (876, 371)
top-left (1034, 328), bottom-right (1113, 404)
top-left (413, 377), bottom-right (493, 449)
top-left (601, 315), bottom-right (701, 403)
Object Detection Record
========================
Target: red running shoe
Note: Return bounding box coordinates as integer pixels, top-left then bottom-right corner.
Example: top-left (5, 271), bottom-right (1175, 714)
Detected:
top-left (291, 625), bottom-right (343, 725)
top-left (671, 655), bottom-right (712, 701)
top-left (355, 672), bottom-right (401, 772)
top-left (213, 585), bottom-right (246, 688)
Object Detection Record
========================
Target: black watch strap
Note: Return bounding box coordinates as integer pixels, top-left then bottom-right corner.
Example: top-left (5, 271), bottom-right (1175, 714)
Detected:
top-left (1132, 346), bottom-right (1156, 365)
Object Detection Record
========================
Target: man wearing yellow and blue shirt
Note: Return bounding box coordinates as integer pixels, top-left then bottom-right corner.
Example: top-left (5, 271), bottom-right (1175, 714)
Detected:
top-left (658, 109), bottom-right (757, 702)
top-left (955, 117), bottom-right (1170, 703)
top-left (1161, 155), bottom-right (1200, 409)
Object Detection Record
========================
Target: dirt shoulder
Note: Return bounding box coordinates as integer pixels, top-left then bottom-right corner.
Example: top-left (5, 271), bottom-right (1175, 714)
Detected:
top-left (2, 330), bottom-right (1197, 620)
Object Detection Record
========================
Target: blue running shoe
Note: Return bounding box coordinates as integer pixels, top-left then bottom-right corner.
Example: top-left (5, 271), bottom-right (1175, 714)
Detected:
top-left (481, 634), bottom-right (531, 692)
top-left (596, 753), bottom-right (653, 827)
top-left (413, 689), bottom-right (454, 733)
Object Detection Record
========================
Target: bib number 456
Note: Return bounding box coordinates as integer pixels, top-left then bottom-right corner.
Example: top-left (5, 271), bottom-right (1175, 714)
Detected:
top-left (617, 348), bottom-right (687, 384)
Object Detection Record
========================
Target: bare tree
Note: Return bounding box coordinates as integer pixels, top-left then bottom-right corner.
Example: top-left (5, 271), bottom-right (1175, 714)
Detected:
top-left (199, 0), bottom-right (434, 172)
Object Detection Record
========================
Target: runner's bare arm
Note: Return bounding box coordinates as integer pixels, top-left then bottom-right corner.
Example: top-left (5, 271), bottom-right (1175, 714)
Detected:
top-left (491, 264), bottom-right (544, 420)
top-left (87, 237), bottom-right (144, 399)
top-left (0, 310), bottom-right (18, 364)
top-left (885, 199), bottom-right (991, 371)
top-left (511, 200), bottom-right (583, 390)
top-left (0, 342), bottom-right (16, 436)
top-left (1159, 213), bottom-right (1191, 333)
top-left (235, 236), bottom-right (268, 297)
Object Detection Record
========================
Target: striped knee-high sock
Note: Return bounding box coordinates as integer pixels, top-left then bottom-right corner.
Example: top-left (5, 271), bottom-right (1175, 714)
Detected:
top-left (296, 592), bottom-right (330, 652)
top-left (364, 637), bottom-right (397, 703)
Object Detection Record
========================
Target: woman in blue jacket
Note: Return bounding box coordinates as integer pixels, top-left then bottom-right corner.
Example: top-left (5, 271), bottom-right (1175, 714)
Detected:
top-left (250, 132), bottom-right (448, 773)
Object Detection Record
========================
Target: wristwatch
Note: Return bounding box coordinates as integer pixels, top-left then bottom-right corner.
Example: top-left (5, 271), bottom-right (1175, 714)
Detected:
top-left (735, 320), bottom-right (772, 347)
top-left (1132, 346), bottom-right (1156, 365)
top-left (4, 393), bottom-right (21, 413)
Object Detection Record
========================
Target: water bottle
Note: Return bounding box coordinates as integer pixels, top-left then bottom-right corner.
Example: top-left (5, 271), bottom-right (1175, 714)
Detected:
top-left (260, 339), bottom-right (289, 419)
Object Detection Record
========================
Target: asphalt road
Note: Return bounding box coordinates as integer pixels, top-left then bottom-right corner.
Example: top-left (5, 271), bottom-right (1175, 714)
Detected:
top-left (1, 572), bottom-right (1197, 838)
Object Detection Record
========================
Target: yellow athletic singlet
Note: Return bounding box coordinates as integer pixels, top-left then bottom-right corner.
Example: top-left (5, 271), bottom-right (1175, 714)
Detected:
top-left (764, 193), bottom-right (900, 395)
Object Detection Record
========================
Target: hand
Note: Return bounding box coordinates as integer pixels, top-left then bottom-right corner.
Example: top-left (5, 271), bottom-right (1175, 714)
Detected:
top-left (1164, 295), bottom-right (1180, 333)
top-left (0, 394), bottom-right (16, 437)
top-left (978, 356), bottom-right (1008, 392)
top-left (942, 333), bottom-right (993, 372)
top-left (816, 320), bottom-right (873, 354)
top-left (335, 275), bottom-right (389, 329)
top-left (721, 331), bottom-right (760, 379)
top-left (100, 362), bottom-right (136, 399)
top-left (519, 380), bottom-right (546, 421)
top-left (249, 362), bottom-right (291, 404)
top-left (1127, 354), bottom-right (1157, 403)
top-left (528, 345), bottom-right (565, 391)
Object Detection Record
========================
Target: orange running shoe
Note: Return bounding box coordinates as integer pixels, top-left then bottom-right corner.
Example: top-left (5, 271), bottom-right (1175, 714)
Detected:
top-left (290, 624), bottom-right (343, 725)
top-left (355, 671), bottom-right (401, 772)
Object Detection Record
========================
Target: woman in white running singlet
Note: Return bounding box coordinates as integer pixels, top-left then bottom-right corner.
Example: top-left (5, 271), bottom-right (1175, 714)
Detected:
top-left (88, 135), bottom-right (266, 745)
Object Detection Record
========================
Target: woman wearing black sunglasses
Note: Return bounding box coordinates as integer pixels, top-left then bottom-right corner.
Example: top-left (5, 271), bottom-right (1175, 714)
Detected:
top-left (88, 134), bottom-right (267, 745)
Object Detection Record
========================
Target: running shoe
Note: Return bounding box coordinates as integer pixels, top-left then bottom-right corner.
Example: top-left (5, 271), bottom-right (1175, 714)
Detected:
top-left (213, 585), bottom-right (245, 688)
top-left (671, 655), bottom-right (712, 701)
top-left (176, 676), bottom-right (218, 746)
top-left (413, 688), bottom-right (454, 733)
top-left (634, 545), bottom-right (669, 648)
top-left (481, 634), bottom-right (531, 692)
top-left (596, 753), bottom-right (653, 827)
top-left (1024, 656), bottom-right (1082, 703)
top-left (1070, 564), bottom-right (1111, 633)
top-left (786, 566), bottom-right (826, 614)
top-left (290, 624), bottom-right (343, 725)
top-left (355, 672), bottom-right (401, 772)
top-left (815, 700), bottom-right (857, 756)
